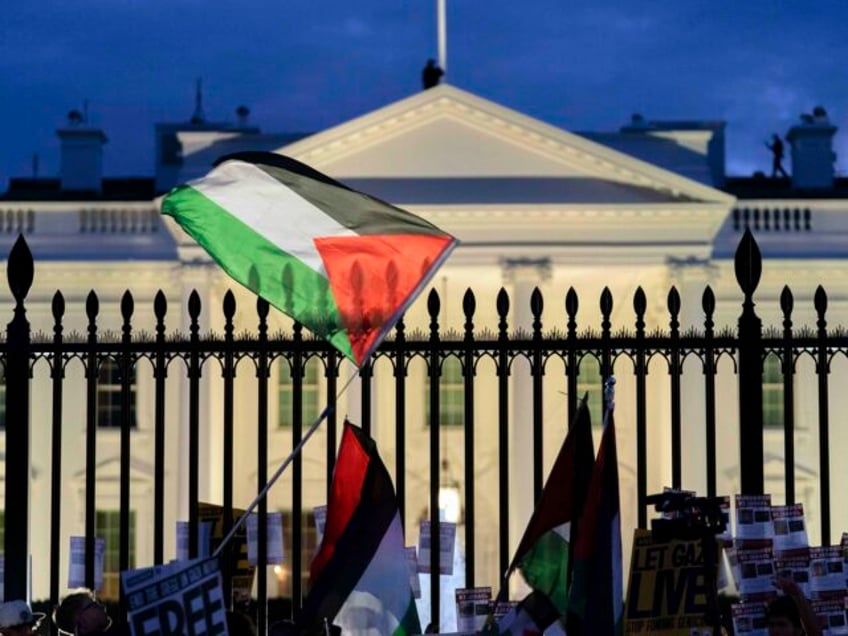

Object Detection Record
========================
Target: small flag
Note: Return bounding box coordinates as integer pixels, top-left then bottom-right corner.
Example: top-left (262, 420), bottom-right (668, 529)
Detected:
top-left (162, 152), bottom-right (457, 366)
top-left (507, 395), bottom-right (594, 615)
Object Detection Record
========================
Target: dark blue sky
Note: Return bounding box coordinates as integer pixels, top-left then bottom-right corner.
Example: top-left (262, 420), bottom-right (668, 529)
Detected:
top-left (3, 0), bottom-right (848, 187)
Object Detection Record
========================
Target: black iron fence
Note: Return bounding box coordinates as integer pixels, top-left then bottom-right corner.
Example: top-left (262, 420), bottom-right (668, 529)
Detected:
top-left (1, 230), bottom-right (845, 633)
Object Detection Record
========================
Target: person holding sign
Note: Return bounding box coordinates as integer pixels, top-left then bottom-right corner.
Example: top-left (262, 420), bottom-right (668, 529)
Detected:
top-left (767, 577), bottom-right (821, 636)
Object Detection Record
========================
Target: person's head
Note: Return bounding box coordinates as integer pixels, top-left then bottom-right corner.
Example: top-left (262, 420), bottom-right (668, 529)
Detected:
top-left (0, 600), bottom-right (45, 636)
top-left (54, 591), bottom-right (112, 636)
top-left (767, 595), bottom-right (803, 636)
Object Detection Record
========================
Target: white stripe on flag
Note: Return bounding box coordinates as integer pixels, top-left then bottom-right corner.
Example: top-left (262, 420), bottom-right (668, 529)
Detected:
top-left (191, 161), bottom-right (356, 276)
top-left (336, 513), bottom-right (415, 636)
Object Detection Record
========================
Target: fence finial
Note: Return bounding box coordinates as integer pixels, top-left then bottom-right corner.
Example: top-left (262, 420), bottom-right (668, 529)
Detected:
top-left (7, 234), bottom-right (33, 305)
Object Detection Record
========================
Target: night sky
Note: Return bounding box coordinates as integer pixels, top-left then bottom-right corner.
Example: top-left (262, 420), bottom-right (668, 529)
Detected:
top-left (3, 0), bottom-right (848, 187)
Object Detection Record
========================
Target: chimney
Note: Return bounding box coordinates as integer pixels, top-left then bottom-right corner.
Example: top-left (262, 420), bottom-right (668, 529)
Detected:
top-left (786, 106), bottom-right (837, 190)
top-left (57, 109), bottom-right (107, 192)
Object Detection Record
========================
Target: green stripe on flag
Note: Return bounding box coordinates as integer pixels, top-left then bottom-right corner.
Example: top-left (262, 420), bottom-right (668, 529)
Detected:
top-left (162, 184), bottom-right (354, 359)
top-left (519, 528), bottom-right (570, 614)
top-left (393, 599), bottom-right (422, 636)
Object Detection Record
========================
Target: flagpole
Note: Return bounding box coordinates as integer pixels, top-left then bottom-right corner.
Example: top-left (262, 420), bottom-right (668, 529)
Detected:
top-left (214, 370), bottom-right (359, 558)
top-left (437, 0), bottom-right (447, 74)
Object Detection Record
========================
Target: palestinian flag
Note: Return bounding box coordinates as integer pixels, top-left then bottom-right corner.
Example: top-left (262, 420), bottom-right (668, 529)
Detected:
top-left (161, 151), bottom-right (457, 366)
top-left (506, 395), bottom-right (594, 615)
top-left (567, 408), bottom-right (624, 636)
top-left (300, 421), bottom-right (420, 636)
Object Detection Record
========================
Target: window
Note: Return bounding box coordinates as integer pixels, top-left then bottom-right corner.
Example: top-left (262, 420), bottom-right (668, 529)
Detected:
top-left (425, 357), bottom-right (464, 427)
top-left (97, 359), bottom-right (136, 429)
top-left (278, 359), bottom-right (321, 428)
top-left (96, 510), bottom-right (135, 600)
top-left (276, 511), bottom-right (318, 598)
top-left (577, 359), bottom-right (604, 428)
top-left (763, 354), bottom-right (784, 429)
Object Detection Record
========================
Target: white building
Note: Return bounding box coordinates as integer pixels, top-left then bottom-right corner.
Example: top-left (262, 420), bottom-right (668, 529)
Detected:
top-left (2, 84), bottom-right (847, 608)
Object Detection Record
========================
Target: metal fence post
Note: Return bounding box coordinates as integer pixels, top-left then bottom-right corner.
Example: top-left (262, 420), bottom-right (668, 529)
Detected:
top-left (5, 235), bottom-right (33, 601)
top-left (735, 229), bottom-right (764, 494)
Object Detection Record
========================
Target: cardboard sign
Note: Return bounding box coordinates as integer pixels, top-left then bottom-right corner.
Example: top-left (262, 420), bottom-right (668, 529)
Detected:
top-left (122, 558), bottom-right (229, 636)
top-left (455, 587), bottom-right (492, 633)
top-left (405, 547), bottom-right (421, 599)
top-left (246, 512), bottom-right (284, 566)
top-left (624, 529), bottom-right (716, 635)
top-left (195, 503), bottom-right (255, 604)
top-left (69, 536), bottom-right (105, 590)
top-left (417, 521), bottom-right (456, 575)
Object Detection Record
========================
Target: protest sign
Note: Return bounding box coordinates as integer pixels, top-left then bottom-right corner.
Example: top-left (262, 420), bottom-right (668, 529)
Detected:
top-left (69, 536), bottom-right (105, 590)
top-left (735, 495), bottom-right (773, 540)
top-left (194, 503), bottom-right (255, 604)
top-left (122, 558), bottom-right (229, 636)
top-left (455, 587), bottom-right (492, 633)
top-left (314, 505), bottom-right (327, 545)
top-left (624, 529), bottom-right (716, 635)
top-left (771, 504), bottom-right (808, 553)
top-left (810, 546), bottom-right (846, 599)
top-left (811, 598), bottom-right (848, 635)
top-left (736, 546), bottom-right (776, 602)
top-left (418, 521), bottom-right (456, 575)
top-left (176, 521), bottom-right (214, 561)
top-left (774, 548), bottom-right (812, 599)
top-left (246, 512), bottom-right (284, 566)
top-left (731, 602), bottom-right (768, 636)
top-left (405, 547), bottom-right (421, 599)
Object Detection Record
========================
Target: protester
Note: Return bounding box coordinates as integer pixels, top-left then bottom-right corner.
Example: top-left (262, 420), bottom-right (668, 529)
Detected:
top-left (767, 577), bottom-right (821, 636)
top-left (0, 600), bottom-right (45, 635)
top-left (54, 591), bottom-right (112, 636)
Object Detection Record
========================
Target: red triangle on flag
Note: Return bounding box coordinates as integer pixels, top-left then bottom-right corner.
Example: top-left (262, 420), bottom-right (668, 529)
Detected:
top-left (314, 233), bottom-right (454, 365)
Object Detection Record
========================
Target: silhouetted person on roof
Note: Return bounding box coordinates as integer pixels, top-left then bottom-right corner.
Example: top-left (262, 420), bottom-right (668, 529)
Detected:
top-left (422, 59), bottom-right (444, 90)
top-left (766, 133), bottom-right (789, 178)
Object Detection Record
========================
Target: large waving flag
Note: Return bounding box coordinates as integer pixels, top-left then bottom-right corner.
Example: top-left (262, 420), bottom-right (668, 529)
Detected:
top-left (161, 152), bottom-right (457, 366)
top-left (567, 397), bottom-right (624, 636)
top-left (300, 421), bottom-right (420, 636)
top-left (506, 395), bottom-right (594, 616)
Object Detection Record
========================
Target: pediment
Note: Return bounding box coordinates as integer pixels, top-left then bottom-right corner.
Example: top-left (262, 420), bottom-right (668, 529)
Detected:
top-left (279, 85), bottom-right (733, 206)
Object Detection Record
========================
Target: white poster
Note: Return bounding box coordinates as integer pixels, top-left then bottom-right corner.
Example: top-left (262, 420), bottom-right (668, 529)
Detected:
top-left (455, 587), bottom-right (492, 633)
top-left (314, 505), bottom-right (328, 545)
top-left (810, 546), bottom-right (846, 599)
top-left (771, 504), bottom-right (808, 553)
top-left (731, 602), bottom-right (769, 636)
top-left (406, 547), bottom-right (421, 599)
top-left (736, 547), bottom-right (776, 601)
top-left (68, 536), bottom-right (105, 590)
top-left (735, 494), bottom-right (773, 539)
top-left (246, 512), bottom-right (284, 566)
top-left (175, 520), bottom-right (214, 562)
top-left (417, 521), bottom-right (456, 575)
top-left (812, 598), bottom-right (848, 635)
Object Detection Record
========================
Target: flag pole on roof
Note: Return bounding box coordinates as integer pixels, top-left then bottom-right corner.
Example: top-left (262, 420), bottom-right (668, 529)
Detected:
top-left (161, 151), bottom-right (458, 367)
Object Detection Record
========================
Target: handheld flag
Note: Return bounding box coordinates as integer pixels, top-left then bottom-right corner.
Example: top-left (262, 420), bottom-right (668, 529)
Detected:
top-left (506, 395), bottom-right (595, 615)
top-left (300, 421), bottom-right (420, 636)
top-left (567, 379), bottom-right (624, 636)
top-left (161, 152), bottom-right (457, 366)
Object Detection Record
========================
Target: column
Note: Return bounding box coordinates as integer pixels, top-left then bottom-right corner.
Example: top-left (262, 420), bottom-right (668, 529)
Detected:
top-left (501, 257), bottom-right (551, 595)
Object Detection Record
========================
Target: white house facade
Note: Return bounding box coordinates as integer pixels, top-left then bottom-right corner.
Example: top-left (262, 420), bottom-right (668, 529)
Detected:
top-left (2, 85), bottom-right (847, 605)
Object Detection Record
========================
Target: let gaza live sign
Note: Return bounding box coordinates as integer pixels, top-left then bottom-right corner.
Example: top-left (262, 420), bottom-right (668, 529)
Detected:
top-left (625, 529), bottom-right (717, 635)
